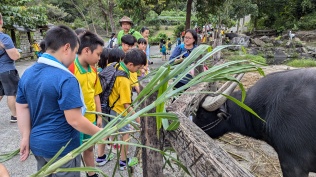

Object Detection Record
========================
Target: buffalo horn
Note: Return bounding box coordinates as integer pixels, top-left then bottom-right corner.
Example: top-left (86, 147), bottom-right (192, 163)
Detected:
top-left (202, 73), bottom-right (244, 111)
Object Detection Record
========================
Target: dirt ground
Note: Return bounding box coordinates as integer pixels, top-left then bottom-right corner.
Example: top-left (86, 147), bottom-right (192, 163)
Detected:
top-left (216, 65), bottom-right (316, 177)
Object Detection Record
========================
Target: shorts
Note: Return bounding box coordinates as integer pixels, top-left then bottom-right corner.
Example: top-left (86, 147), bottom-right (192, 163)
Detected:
top-left (110, 110), bottom-right (131, 132)
top-left (0, 70), bottom-right (20, 96)
top-left (35, 155), bottom-right (81, 177)
top-left (80, 121), bottom-right (96, 144)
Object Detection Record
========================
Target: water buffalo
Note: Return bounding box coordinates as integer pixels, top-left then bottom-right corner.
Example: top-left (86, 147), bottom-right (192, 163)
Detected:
top-left (194, 68), bottom-right (316, 177)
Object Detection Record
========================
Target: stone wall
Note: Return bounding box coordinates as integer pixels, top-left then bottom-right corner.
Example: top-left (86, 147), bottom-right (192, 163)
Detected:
top-left (33, 30), bottom-right (43, 43)
top-left (19, 32), bottom-right (32, 60)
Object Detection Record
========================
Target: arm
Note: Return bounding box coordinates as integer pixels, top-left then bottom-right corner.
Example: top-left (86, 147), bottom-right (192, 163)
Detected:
top-left (6, 48), bottom-right (21, 60)
top-left (169, 45), bottom-right (182, 62)
top-left (95, 95), bottom-right (102, 127)
top-left (124, 103), bottom-right (140, 124)
top-left (1, 35), bottom-right (20, 60)
top-left (64, 108), bottom-right (101, 135)
top-left (16, 103), bottom-right (31, 162)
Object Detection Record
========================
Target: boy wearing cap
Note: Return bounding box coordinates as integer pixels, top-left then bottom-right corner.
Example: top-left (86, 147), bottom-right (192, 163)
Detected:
top-left (117, 16), bottom-right (143, 46)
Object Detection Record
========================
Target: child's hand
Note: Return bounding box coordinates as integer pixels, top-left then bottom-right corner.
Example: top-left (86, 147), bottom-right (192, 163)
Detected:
top-left (0, 42), bottom-right (4, 49)
top-left (97, 116), bottom-right (102, 128)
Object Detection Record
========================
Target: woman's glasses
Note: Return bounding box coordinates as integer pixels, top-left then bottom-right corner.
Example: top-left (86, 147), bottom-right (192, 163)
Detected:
top-left (184, 36), bottom-right (193, 40)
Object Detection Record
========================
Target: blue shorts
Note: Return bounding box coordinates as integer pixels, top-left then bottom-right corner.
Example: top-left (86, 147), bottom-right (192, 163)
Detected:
top-left (0, 70), bottom-right (20, 96)
top-left (110, 110), bottom-right (131, 132)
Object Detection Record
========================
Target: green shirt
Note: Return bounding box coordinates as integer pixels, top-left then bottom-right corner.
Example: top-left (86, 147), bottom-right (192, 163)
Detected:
top-left (117, 29), bottom-right (143, 45)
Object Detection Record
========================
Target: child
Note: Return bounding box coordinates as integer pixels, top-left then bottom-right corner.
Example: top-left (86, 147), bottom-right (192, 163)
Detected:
top-left (16, 25), bottom-right (101, 177)
top-left (121, 35), bottom-right (141, 94)
top-left (31, 40), bottom-right (40, 58)
top-left (96, 48), bottom-right (125, 166)
top-left (137, 38), bottom-right (149, 79)
top-left (166, 38), bottom-right (172, 55)
top-left (109, 48), bottom-right (147, 170)
top-left (70, 31), bottom-right (104, 177)
top-left (97, 48), bottom-right (111, 72)
top-left (161, 40), bottom-right (167, 61)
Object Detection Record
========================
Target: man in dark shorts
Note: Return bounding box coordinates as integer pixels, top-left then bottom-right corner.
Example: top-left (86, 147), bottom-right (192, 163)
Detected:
top-left (0, 13), bottom-right (21, 123)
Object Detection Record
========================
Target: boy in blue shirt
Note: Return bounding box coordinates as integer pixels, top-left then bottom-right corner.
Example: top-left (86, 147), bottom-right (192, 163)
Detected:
top-left (16, 25), bottom-right (102, 177)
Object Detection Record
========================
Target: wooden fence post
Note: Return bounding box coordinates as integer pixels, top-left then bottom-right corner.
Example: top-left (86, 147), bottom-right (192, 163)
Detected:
top-left (140, 91), bottom-right (164, 177)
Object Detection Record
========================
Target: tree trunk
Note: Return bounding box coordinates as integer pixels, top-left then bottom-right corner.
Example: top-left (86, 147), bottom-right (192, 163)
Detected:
top-left (98, 0), bottom-right (109, 35)
top-left (141, 91), bottom-right (164, 177)
top-left (236, 19), bottom-right (240, 34)
top-left (185, 0), bottom-right (193, 30)
top-left (241, 16), bottom-right (245, 33)
top-left (108, 0), bottom-right (116, 33)
top-left (212, 16), bottom-right (222, 63)
top-left (70, 0), bottom-right (89, 29)
top-left (164, 83), bottom-right (254, 177)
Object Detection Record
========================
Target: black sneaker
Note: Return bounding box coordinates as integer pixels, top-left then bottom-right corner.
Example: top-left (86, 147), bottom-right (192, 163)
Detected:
top-left (10, 116), bottom-right (17, 123)
top-left (86, 173), bottom-right (98, 177)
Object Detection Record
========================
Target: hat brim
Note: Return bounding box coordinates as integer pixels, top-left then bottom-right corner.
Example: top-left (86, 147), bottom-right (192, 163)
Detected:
top-left (119, 21), bottom-right (133, 26)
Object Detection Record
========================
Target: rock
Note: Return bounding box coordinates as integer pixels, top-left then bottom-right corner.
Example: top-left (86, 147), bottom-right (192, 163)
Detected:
top-left (230, 36), bottom-right (250, 47)
top-left (264, 43), bottom-right (274, 47)
top-left (273, 40), bottom-right (283, 46)
top-left (286, 41), bottom-right (293, 48)
top-left (251, 38), bottom-right (265, 47)
top-left (306, 46), bottom-right (316, 52)
top-left (259, 36), bottom-right (270, 43)
top-left (248, 48), bottom-right (258, 55)
top-left (294, 30), bottom-right (316, 42)
top-left (274, 49), bottom-right (287, 59)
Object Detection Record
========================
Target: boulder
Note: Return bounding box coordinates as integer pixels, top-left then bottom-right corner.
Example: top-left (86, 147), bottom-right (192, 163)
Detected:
top-left (259, 36), bottom-right (271, 43)
top-left (230, 36), bottom-right (250, 47)
top-left (250, 38), bottom-right (265, 47)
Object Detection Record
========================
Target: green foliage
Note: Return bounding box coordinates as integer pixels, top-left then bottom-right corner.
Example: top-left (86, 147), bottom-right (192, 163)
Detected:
top-left (173, 23), bottom-right (185, 37)
top-left (287, 59), bottom-right (316, 67)
top-left (149, 32), bottom-right (167, 45)
top-left (1, 0), bottom-right (47, 29)
top-left (226, 54), bottom-right (267, 64)
top-left (298, 12), bottom-right (316, 30)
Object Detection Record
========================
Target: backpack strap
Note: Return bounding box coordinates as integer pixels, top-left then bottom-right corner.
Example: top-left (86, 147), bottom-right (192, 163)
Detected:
top-left (109, 62), bottom-right (128, 109)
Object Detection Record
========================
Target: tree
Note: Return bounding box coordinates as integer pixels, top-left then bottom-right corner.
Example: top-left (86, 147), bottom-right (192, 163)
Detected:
top-left (0, 0), bottom-right (47, 29)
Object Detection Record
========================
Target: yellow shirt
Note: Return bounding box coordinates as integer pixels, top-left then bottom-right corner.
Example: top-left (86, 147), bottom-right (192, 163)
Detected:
top-left (130, 72), bottom-right (139, 87)
top-left (72, 58), bottom-right (102, 122)
top-left (109, 65), bottom-right (132, 116)
top-left (32, 43), bottom-right (40, 52)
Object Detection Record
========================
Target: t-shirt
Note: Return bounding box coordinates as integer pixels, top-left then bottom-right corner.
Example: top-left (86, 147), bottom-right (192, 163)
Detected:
top-left (16, 63), bottom-right (83, 158)
top-left (0, 32), bottom-right (16, 73)
top-left (130, 72), bottom-right (139, 87)
top-left (109, 65), bottom-right (132, 116)
top-left (71, 57), bottom-right (103, 122)
top-left (117, 29), bottom-right (143, 45)
top-left (32, 43), bottom-right (40, 52)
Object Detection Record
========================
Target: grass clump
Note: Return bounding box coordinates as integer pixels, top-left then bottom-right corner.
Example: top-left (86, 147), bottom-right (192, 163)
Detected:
top-left (287, 59), bottom-right (316, 67)
top-left (226, 54), bottom-right (267, 65)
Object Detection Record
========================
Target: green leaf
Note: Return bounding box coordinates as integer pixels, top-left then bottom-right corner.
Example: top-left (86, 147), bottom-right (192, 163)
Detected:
top-left (223, 94), bottom-right (265, 122)
top-left (166, 121), bottom-right (180, 131)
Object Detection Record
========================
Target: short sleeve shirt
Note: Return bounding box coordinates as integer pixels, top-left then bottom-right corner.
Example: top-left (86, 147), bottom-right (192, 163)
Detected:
top-left (16, 63), bottom-right (83, 158)
top-left (109, 65), bottom-right (132, 116)
top-left (0, 32), bottom-right (16, 73)
top-left (71, 58), bottom-right (103, 122)
top-left (117, 29), bottom-right (143, 45)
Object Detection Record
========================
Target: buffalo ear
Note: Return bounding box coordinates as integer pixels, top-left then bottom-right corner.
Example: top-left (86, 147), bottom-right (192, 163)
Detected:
top-left (217, 112), bottom-right (231, 120)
